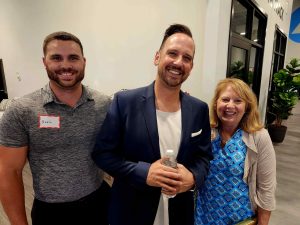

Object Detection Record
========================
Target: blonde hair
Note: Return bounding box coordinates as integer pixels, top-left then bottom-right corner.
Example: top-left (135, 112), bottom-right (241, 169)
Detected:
top-left (210, 78), bottom-right (263, 133)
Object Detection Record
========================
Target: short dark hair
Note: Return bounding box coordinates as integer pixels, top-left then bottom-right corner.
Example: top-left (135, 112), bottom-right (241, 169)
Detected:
top-left (159, 24), bottom-right (193, 49)
top-left (43, 31), bottom-right (84, 55)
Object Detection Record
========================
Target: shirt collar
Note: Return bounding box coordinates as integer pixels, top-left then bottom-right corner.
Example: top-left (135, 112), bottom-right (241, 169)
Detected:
top-left (41, 83), bottom-right (94, 107)
top-left (212, 128), bottom-right (258, 153)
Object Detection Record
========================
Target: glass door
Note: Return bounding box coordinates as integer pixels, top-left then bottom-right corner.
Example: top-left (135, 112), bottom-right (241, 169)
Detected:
top-left (227, 0), bottom-right (266, 99)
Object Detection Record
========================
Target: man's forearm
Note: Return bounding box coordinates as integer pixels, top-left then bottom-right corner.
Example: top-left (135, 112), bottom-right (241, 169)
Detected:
top-left (0, 170), bottom-right (28, 225)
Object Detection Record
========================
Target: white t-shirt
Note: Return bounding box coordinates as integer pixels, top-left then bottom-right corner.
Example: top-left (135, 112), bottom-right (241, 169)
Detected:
top-left (153, 109), bottom-right (182, 225)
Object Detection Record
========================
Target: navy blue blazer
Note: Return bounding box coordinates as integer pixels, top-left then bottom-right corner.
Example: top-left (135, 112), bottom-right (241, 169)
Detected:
top-left (93, 82), bottom-right (212, 225)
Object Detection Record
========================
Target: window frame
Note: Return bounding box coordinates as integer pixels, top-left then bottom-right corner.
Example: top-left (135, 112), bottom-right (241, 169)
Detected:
top-left (227, 0), bottom-right (267, 100)
top-left (268, 26), bottom-right (287, 92)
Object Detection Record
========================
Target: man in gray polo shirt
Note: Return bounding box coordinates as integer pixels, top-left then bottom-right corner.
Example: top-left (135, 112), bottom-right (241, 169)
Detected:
top-left (0, 32), bottom-right (111, 225)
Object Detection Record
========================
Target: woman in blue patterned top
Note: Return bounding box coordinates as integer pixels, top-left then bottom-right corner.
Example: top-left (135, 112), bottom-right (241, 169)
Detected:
top-left (195, 78), bottom-right (276, 225)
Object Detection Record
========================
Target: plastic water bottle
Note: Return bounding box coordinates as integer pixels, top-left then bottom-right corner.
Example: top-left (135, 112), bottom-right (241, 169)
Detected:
top-left (162, 149), bottom-right (177, 198)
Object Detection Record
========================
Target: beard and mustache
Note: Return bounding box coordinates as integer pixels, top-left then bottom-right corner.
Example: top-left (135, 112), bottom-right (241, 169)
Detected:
top-left (158, 64), bottom-right (189, 88)
top-left (45, 67), bottom-right (85, 89)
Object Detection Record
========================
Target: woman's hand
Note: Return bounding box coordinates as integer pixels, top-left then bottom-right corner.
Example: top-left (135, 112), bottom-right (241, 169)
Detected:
top-left (257, 206), bottom-right (271, 225)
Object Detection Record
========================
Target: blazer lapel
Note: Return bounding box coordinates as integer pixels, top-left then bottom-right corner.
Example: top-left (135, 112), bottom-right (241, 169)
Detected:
top-left (177, 92), bottom-right (193, 161)
top-left (141, 82), bottom-right (161, 159)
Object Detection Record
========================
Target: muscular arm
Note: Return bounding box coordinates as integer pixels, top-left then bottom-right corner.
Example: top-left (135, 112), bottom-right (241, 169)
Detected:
top-left (0, 145), bottom-right (28, 225)
top-left (257, 206), bottom-right (271, 225)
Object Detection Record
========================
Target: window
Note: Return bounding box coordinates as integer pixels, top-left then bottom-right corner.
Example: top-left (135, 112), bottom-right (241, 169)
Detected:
top-left (227, 0), bottom-right (267, 100)
top-left (265, 27), bottom-right (287, 124)
top-left (231, 1), bottom-right (248, 36)
top-left (0, 59), bottom-right (8, 100)
top-left (270, 27), bottom-right (287, 82)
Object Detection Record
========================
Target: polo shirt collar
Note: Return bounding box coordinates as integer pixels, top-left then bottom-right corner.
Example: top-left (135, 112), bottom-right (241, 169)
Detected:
top-left (41, 83), bottom-right (94, 106)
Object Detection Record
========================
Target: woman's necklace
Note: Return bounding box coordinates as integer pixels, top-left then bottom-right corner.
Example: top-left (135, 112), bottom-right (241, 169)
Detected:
top-left (221, 138), bottom-right (228, 146)
top-left (219, 129), bottom-right (232, 148)
top-left (220, 138), bottom-right (229, 148)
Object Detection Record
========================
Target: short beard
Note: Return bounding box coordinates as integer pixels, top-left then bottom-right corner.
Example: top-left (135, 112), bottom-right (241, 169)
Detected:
top-left (159, 71), bottom-right (186, 88)
top-left (46, 69), bottom-right (84, 89)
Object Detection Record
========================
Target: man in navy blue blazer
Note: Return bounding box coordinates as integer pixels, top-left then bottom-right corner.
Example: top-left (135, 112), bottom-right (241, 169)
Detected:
top-left (92, 24), bottom-right (212, 225)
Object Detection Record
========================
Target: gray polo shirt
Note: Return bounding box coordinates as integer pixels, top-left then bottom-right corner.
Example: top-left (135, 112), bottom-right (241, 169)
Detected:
top-left (0, 84), bottom-right (111, 203)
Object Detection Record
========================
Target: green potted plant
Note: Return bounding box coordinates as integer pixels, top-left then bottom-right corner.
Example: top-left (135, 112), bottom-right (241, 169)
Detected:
top-left (267, 58), bottom-right (300, 142)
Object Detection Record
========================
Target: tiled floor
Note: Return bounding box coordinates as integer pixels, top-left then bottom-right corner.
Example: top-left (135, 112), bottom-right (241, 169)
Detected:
top-left (1, 103), bottom-right (300, 225)
top-left (269, 102), bottom-right (300, 225)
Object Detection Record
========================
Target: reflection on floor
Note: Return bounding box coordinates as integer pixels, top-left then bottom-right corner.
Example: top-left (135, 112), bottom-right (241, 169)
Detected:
top-left (0, 104), bottom-right (300, 225)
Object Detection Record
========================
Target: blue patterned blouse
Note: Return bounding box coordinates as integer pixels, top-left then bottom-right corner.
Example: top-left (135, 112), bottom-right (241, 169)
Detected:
top-left (195, 129), bottom-right (255, 225)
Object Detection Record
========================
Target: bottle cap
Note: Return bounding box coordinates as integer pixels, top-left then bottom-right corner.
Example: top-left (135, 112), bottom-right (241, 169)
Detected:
top-left (165, 149), bottom-right (175, 156)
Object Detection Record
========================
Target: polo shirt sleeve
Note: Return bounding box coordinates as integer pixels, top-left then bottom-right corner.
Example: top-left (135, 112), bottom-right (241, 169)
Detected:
top-left (0, 100), bottom-right (28, 147)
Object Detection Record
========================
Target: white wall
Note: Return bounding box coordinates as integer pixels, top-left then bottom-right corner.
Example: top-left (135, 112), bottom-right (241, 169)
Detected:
top-left (201, 0), bottom-right (232, 104)
top-left (0, 0), bottom-right (206, 98)
top-left (0, 0), bottom-right (295, 120)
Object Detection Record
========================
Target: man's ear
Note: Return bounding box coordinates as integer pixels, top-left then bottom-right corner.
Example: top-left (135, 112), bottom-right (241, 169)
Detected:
top-left (42, 57), bottom-right (46, 67)
top-left (154, 51), bottom-right (160, 66)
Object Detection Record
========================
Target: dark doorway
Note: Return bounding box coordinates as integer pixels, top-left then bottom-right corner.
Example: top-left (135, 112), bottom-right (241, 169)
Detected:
top-left (0, 59), bottom-right (8, 100)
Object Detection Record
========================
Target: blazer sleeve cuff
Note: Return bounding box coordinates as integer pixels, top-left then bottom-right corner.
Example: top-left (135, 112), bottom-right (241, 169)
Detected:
top-left (131, 161), bottom-right (151, 189)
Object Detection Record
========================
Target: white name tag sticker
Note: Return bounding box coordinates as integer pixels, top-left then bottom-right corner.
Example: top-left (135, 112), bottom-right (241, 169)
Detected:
top-left (39, 115), bottom-right (60, 128)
